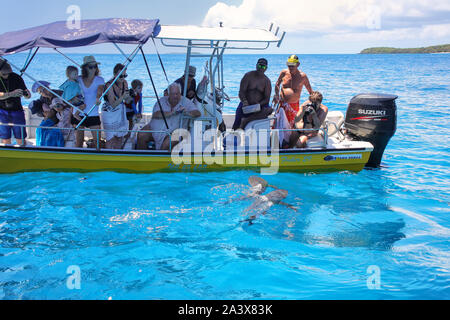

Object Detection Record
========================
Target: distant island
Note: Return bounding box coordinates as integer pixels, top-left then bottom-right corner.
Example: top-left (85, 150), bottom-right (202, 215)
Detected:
top-left (360, 44), bottom-right (450, 54)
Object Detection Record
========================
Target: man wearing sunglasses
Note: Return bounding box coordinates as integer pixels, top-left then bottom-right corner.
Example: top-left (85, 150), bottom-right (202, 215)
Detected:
top-left (232, 58), bottom-right (273, 130)
top-left (273, 55), bottom-right (313, 128)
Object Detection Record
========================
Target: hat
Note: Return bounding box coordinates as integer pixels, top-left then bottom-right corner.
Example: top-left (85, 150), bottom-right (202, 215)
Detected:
top-left (29, 99), bottom-right (44, 116)
top-left (82, 55), bottom-right (101, 67)
top-left (32, 81), bottom-right (51, 93)
top-left (50, 98), bottom-right (64, 109)
top-left (188, 66), bottom-right (196, 77)
top-left (287, 55), bottom-right (300, 66)
top-left (257, 58), bottom-right (268, 66)
top-left (0, 59), bottom-right (12, 74)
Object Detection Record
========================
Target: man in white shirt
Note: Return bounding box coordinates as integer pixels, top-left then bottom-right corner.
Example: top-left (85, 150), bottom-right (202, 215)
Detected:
top-left (137, 83), bottom-right (201, 150)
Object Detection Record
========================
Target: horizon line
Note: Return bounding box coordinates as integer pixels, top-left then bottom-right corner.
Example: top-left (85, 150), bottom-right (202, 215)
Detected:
top-left (8, 52), bottom-right (364, 55)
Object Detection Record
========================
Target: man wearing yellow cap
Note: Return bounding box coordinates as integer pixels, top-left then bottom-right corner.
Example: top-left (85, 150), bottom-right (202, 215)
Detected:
top-left (273, 55), bottom-right (313, 128)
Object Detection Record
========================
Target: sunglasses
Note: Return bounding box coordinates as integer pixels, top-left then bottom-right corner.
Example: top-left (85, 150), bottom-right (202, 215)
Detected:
top-left (87, 65), bottom-right (98, 70)
top-left (257, 64), bottom-right (268, 70)
top-left (119, 74), bottom-right (128, 79)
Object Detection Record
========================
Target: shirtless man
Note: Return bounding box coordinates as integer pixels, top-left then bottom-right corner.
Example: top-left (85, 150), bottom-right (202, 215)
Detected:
top-left (273, 55), bottom-right (313, 128)
top-left (289, 91), bottom-right (328, 148)
top-left (232, 58), bottom-right (273, 130)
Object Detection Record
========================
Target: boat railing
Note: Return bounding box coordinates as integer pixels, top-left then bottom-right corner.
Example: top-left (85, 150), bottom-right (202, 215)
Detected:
top-left (325, 120), bottom-right (345, 141)
top-left (222, 127), bottom-right (328, 151)
top-left (0, 122), bottom-right (171, 151)
top-left (0, 121), bottom-right (329, 152)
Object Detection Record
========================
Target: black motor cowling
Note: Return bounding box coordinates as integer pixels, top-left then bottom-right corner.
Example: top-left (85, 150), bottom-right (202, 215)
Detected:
top-left (344, 93), bottom-right (398, 168)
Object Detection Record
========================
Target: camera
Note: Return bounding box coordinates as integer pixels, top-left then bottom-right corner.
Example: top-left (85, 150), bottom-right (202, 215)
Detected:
top-left (129, 89), bottom-right (137, 98)
top-left (304, 104), bottom-right (316, 116)
top-left (73, 98), bottom-right (84, 107)
top-left (29, 99), bottom-right (44, 116)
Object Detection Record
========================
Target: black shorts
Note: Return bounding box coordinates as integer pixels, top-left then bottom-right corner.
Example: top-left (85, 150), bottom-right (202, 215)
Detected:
top-left (296, 130), bottom-right (318, 138)
top-left (71, 116), bottom-right (101, 128)
top-left (126, 111), bottom-right (135, 121)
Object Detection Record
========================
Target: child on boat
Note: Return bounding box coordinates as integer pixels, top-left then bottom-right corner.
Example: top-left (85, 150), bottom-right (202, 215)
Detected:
top-left (124, 79), bottom-right (144, 134)
top-left (50, 98), bottom-right (72, 141)
top-left (31, 81), bottom-right (64, 147)
top-left (59, 66), bottom-right (86, 121)
top-left (125, 79), bottom-right (143, 120)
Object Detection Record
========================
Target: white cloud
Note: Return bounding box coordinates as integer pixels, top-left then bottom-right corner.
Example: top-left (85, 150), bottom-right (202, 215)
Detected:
top-left (422, 23), bottom-right (450, 39)
top-left (202, 0), bottom-right (450, 38)
top-left (203, 0), bottom-right (346, 32)
top-left (325, 23), bottom-right (450, 42)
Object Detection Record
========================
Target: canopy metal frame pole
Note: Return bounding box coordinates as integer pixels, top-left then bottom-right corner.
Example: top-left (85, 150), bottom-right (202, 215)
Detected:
top-left (7, 60), bottom-right (88, 117)
top-left (209, 42), bottom-right (219, 93)
top-left (53, 48), bottom-right (82, 67)
top-left (277, 32), bottom-right (286, 48)
top-left (183, 40), bottom-right (192, 98)
top-left (151, 36), bottom-right (170, 86)
top-left (210, 42), bottom-right (227, 129)
top-left (220, 47), bottom-right (225, 107)
top-left (219, 43), bottom-right (227, 110)
top-left (209, 44), bottom-right (219, 128)
top-left (159, 39), bottom-right (271, 51)
top-left (173, 39), bottom-right (227, 131)
top-left (21, 49), bottom-right (33, 72)
top-left (76, 43), bottom-right (143, 129)
top-left (199, 61), bottom-right (209, 117)
top-left (112, 43), bottom-right (129, 60)
top-left (20, 47), bottom-right (39, 76)
top-left (140, 47), bottom-right (169, 130)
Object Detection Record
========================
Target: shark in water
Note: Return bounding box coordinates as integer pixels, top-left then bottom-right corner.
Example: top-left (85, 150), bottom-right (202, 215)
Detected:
top-left (238, 177), bottom-right (298, 225)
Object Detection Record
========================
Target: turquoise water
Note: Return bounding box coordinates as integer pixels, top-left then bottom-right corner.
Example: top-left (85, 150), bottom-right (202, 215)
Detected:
top-left (0, 53), bottom-right (449, 300)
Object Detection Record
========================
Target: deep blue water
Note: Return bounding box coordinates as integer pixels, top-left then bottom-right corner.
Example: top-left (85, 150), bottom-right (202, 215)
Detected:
top-left (0, 53), bottom-right (449, 300)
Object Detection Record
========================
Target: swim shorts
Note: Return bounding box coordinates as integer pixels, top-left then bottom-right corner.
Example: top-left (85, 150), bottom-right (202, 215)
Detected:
top-left (71, 116), bottom-right (101, 128)
top-left (281, 102), bottom-right (300, 128)
top-left (232, 102), bottom-right (271, 130)
top-left (0, 109), bottom-right (27, 140)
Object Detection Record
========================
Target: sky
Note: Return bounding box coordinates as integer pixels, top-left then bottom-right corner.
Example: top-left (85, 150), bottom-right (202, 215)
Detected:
top-left (0, 0), bottom-right (449, 54)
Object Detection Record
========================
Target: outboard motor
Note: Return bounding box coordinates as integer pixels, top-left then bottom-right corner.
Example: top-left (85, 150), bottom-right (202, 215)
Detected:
top-left (344, 93), bottom-right (398, 168)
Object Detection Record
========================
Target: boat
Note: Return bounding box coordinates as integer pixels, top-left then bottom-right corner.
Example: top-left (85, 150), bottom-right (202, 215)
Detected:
top-left (0, 18), bottom-right (397, 174)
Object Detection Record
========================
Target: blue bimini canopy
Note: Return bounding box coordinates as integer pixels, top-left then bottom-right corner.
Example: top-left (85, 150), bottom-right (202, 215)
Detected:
top-left (0, 18), bottom-right (161, 56)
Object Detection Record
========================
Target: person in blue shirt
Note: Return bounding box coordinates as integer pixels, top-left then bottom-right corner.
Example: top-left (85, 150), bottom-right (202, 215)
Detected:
top-left (124, 79), bottom-right (144, 132)
top-left (33, 82), bottom-right (64, 147)
top-left (59, 65), bottom-right (85, 121)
